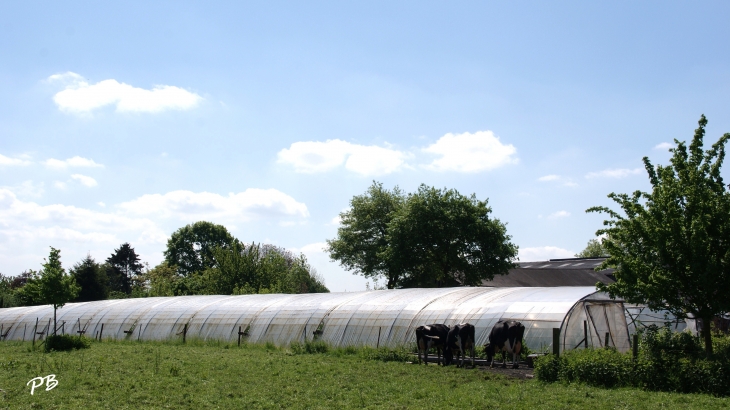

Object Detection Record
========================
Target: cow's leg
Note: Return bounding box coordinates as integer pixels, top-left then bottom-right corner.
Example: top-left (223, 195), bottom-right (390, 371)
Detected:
top-left (458, 340), bottom-right (465, 368)
top-left (512, 351), bottom-right (519, 369)
top-left (437, 347), bottom-right (442, 366)
top-left (470, 345), bottom-right (475, 368)
top-left (502, 349), bottom-right (508, 368)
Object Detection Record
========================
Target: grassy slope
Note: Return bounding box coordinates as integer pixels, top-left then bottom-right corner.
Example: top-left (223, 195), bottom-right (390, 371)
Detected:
top-left (0, 341), bottom-right (728, 409)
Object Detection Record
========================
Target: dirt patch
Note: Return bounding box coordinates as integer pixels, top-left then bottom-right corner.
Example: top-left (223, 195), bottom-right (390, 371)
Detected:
top-left (477, 365), bottom-right (534, 380)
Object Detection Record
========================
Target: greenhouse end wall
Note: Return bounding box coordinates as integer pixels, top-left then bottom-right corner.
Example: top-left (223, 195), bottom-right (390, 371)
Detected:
top-left (0, 287), bottom-right (623, 353)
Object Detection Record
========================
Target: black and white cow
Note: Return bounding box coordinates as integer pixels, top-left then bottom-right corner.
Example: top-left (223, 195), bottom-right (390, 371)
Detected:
top-left (415, 324), bottom-right (450, 365)
top-left (484, 320), bottom-right (525, 369)
top-left (444, 323), bottom-right (476, 368)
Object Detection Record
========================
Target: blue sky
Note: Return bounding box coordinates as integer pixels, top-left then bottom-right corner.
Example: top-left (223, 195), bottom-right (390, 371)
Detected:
top-left (2, 1), bottom-right (729, 291)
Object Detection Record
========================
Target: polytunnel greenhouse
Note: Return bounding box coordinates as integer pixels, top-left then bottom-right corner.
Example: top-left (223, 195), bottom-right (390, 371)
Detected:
top-left (0, 287), bottom-right (633, 353)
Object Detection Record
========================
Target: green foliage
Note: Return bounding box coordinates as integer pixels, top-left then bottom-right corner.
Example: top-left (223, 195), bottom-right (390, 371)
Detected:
top-left (205, 242), bottom-right (329, 295)
top-left (534, 353), bottom-right (561, 382)
top-left (327, 181), bottom-right (405, 288)
top-left (164, 221), bottom-right (235, 277)
top-left (575, 238), bottom-right (609, 258)
top-left (328, 181), bottom-right (518, 288)
top-left (44, 334), bottom-right (91, 352)
top-left (588, 115), bottom-right (730, 355)
top-left (146, 262), bottom-right (180, 296)
top-left (71, 255), bottom-right (109, 302)
top-left (0, 273), bottom-right (19, 308)
top-left (106, 243), bottom-right (144, 295)
top-left (535, 327), bottom-right (730, 396)
top-left (290, 340), bottom-right (329, 354)
top-left (17, 248), bottom-right (80, 334)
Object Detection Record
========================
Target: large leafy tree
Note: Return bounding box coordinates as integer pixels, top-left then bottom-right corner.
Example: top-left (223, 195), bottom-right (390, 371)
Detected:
top-left (71, 254), bottom-right (109, 302)
top-left (106, 243), bottom-right (143, 295)
top-left (327, 182), bottom-right (518, 288)
top-left (19, 247), bottom-right (79, 335)
top-left (326, 182), bottom-right (405, 288)
top-left (164, 221), bottom-right (234, 277)
top-left (386, 185), bottom-right (518, 287)
top-left (588, 115), bottom-right (730, 355)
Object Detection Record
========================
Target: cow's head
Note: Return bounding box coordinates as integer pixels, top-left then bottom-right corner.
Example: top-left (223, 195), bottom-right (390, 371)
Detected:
top-left (443, 346), bottom-right (454, 365)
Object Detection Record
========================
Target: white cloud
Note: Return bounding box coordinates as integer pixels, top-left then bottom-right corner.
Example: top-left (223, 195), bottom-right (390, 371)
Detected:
top-left (54, 181), bottom-right (66, 190)
top-left (277, 139), bottom-right (408, 176)
top-left (0, 186), bottom-right (312, 282)
top-left (547, 210), bottom-right (570, 219)
top-left (97, 202), bottom-right (106, 207)
top-left (48, 72), bottom-right (202, 114)
top-left (0, 188), bottom-right (166, 247)
top-left (298, 242), bottom-right (328, 254)
top-left (518, 246), bottom-right (574, 262)
top-left (422, 130), bottom-right (517, 172)
top-left (45, 156), bottom-right (103, 170)
top-left (585, 168), bottom-right (642, 179)
top-left (0, 154), bottom-right (32, 166)
top-left (538, 174), bottom-right (560, 182)
top-left (118, 189), bottom-right (309, 221)
top-left (71, 174), bottom-right (98, 187)
top-left (0, 181), bottom-right (44, 198)
top-left (654, 142), bottom-right (674, 150)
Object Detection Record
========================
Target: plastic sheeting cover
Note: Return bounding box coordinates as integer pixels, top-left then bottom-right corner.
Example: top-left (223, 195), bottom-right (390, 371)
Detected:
top-left (0, 287), bottom-right (616, 351)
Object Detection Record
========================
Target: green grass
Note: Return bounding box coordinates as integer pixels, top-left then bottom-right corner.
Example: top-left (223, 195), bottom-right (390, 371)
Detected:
top-left (0, 340), bottom-right (728, 409)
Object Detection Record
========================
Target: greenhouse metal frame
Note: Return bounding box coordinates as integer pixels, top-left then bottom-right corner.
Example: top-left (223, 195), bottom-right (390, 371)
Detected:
top-left (0, 287), bottom-right (633, 352)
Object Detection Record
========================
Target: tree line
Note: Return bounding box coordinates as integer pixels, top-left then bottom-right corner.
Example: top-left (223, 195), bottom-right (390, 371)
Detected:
top-left (0, 221), bottom-right (328, 310)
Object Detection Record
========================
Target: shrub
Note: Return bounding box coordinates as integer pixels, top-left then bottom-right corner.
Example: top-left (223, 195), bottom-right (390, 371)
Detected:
top-left (533, 353), bottom-right (561, 383)
top-left (290, 340), bottom-right (329, 354)
top-left (558, 348), bottom-right (633, 388)
top-left (44, 335), bottom-right (91, 352)
top-left (360, 346), bottom-right (413, 363)
top-left (535, 326), bottom-right (730, 396)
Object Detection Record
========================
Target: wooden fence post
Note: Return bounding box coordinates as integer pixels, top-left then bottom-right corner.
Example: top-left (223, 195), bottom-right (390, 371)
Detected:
top-left (632, 334), bottom-right (639, 360)
top-left (183, 323), bottom-right (187, 344)
top-left (377, 327), bottom-right (381, 349)
top-left (604, 332), bottom-right (610, 348)
top-left (583, 320), bottom-right (588, 348)
top-left (32, 318), bottom-right (38, 348)
top-left (99, 323), bottom-right (104, 341)
top-left (552, 328), bottom-right (560, 357)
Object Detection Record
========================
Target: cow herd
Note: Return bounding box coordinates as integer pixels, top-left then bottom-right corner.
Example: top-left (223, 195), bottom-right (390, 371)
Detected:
top-left (415, 320), bottom-right (525, 369)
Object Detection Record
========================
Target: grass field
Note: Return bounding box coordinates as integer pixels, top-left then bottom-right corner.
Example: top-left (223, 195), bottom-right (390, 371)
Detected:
top-left (0, 340), bottom-right (728, 409)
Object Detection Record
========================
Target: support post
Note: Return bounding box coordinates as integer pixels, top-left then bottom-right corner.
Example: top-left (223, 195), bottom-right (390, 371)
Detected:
top-left (583, 320), bottom-right (588, 348)
top-left (632, 334), bottom-right (639, 361)
top-left (32, 318), bottom-right (38, 348)
top-left (99, 323), bottom-right (104, 341)
top-left (238, 326), bottom-right (242, 347)
top-left (23, 323), bottom-right (27, 341)
top-left (604, 332), bottom-right (610, 348)
top-left (552, 328), bottom-right (560, 357)
top-left (183, 323), bottom-right (187, 344)
top-left (377, 327), bottom-right (381, 349)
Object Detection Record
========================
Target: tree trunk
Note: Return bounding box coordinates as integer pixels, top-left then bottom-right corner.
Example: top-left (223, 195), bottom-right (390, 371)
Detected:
top-left (702, 315), bottom-right (713, 357)
top-left (53, 304), bottom-right (57, 336)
